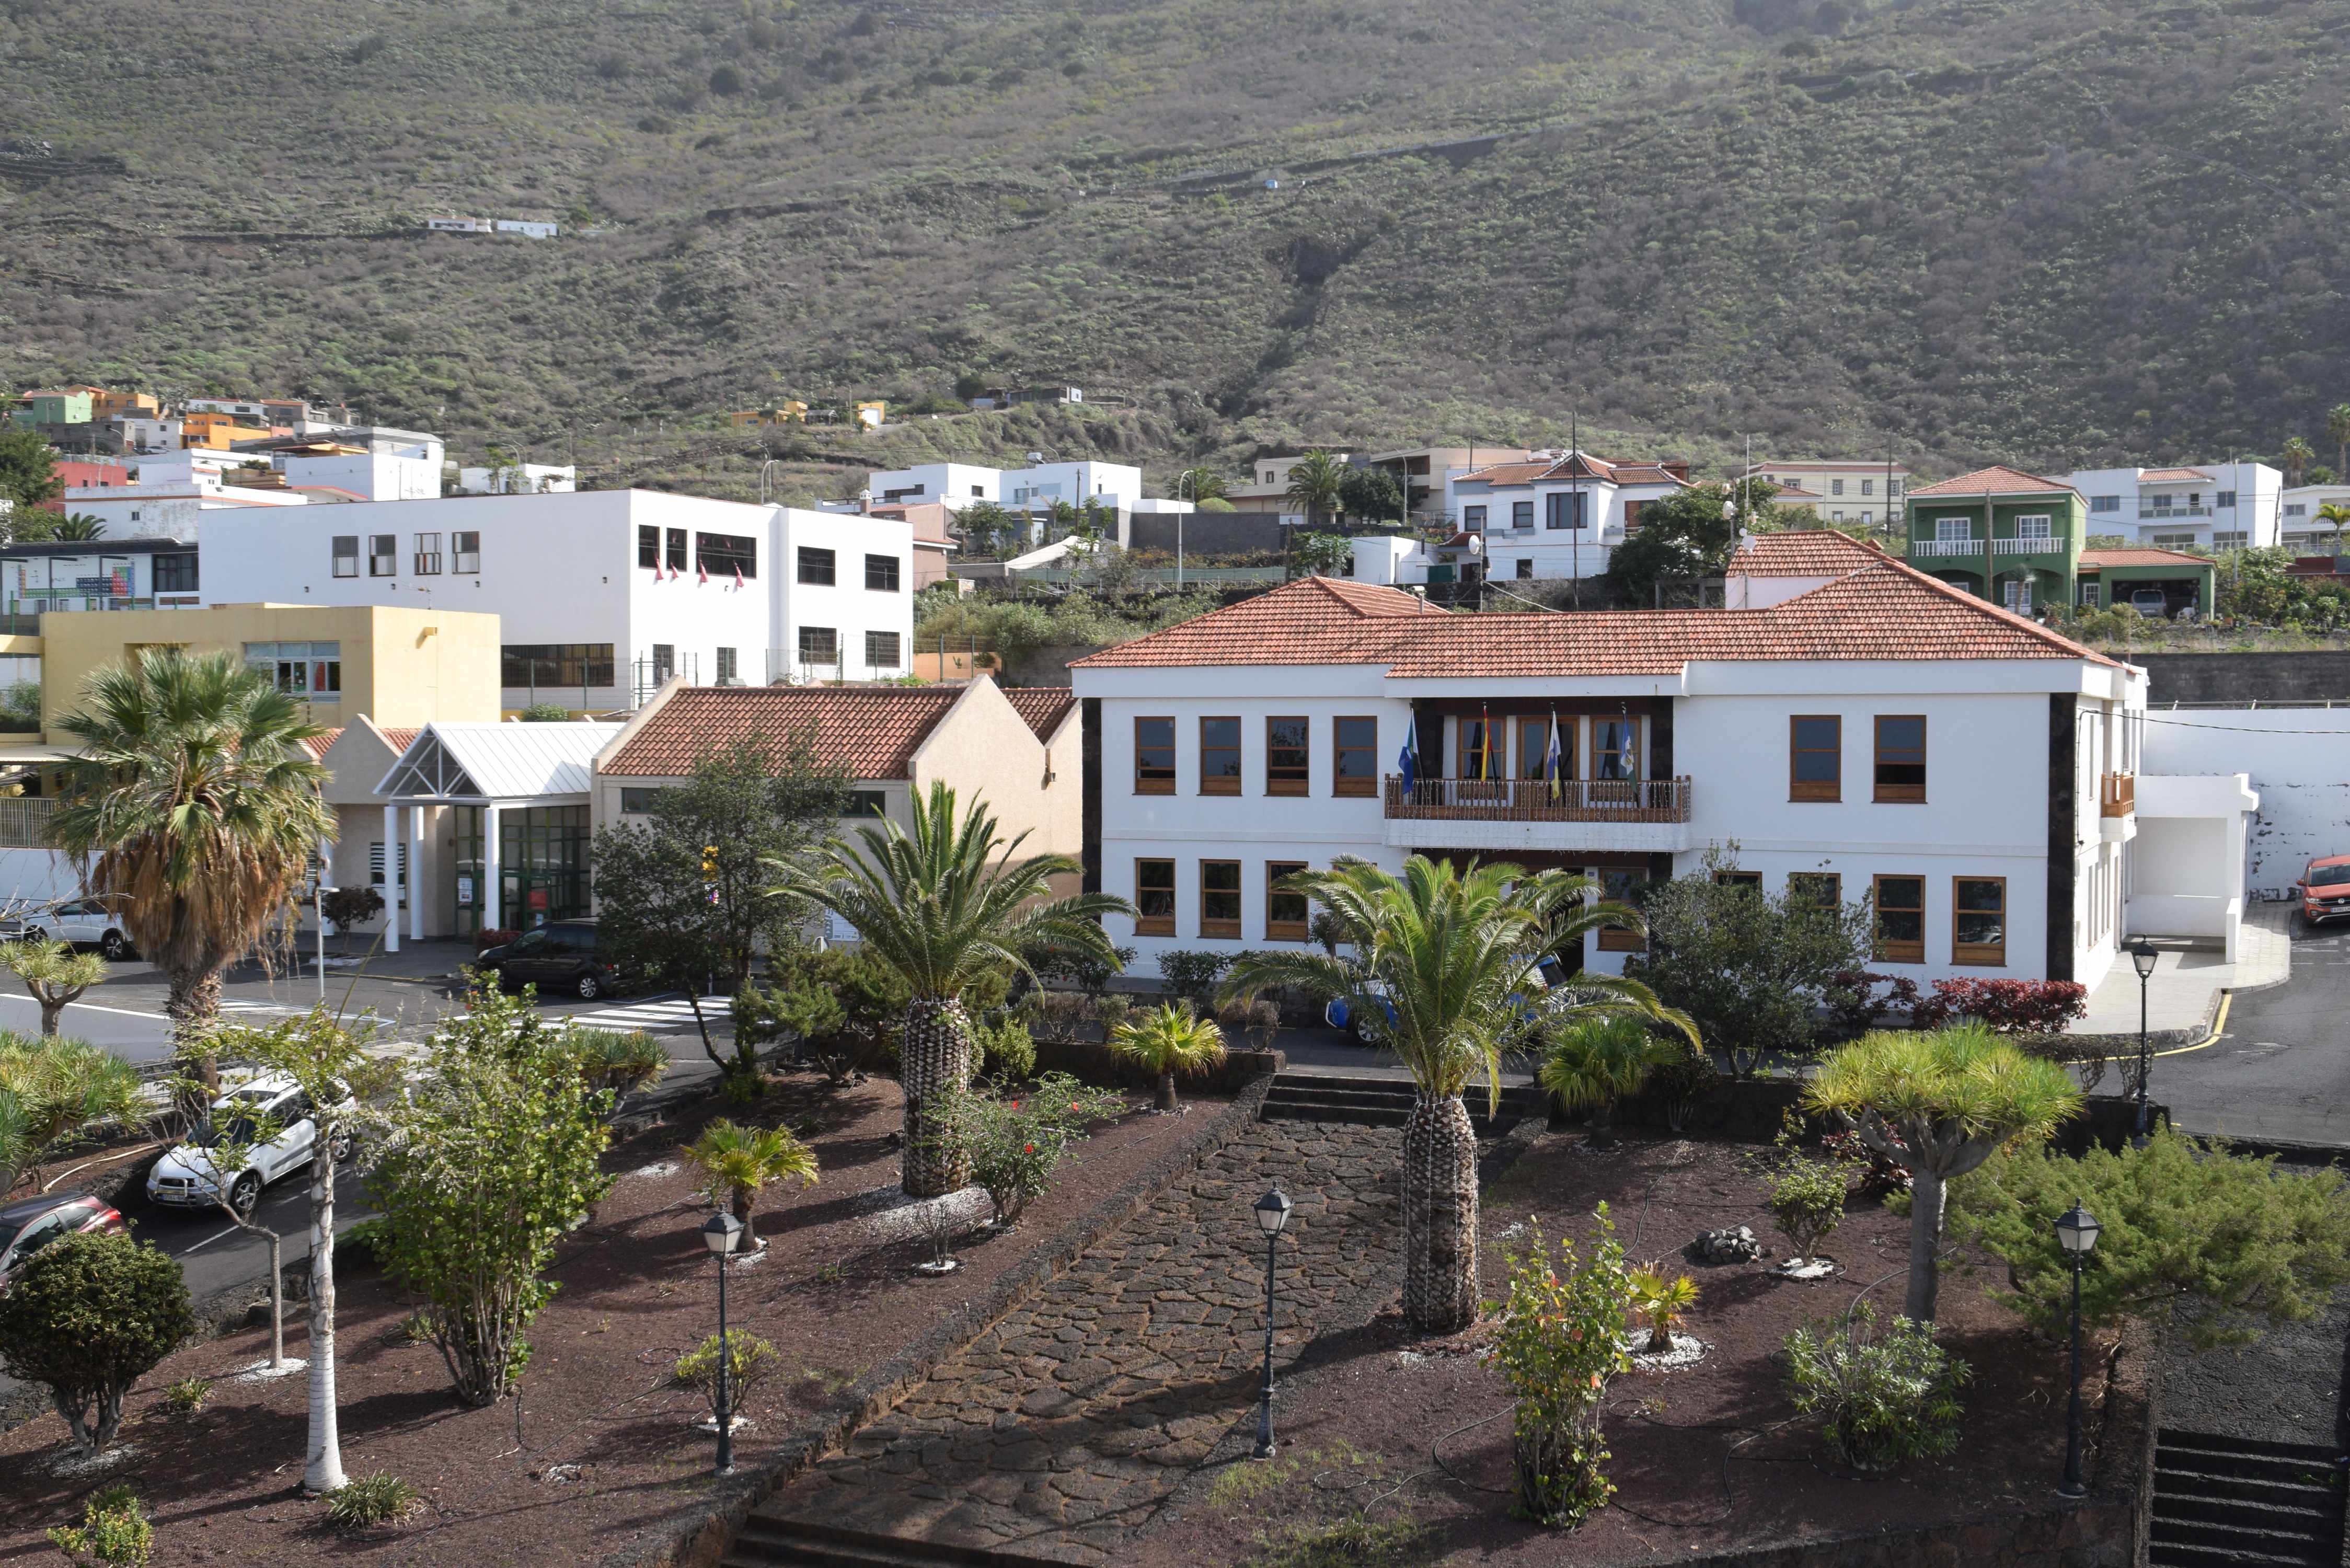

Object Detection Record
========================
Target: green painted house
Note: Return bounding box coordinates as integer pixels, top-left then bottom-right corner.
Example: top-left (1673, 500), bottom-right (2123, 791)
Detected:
top-left (8, 388), bottom-right (95, 428)
top-left (1903, 465), bottom-right (2215, 617)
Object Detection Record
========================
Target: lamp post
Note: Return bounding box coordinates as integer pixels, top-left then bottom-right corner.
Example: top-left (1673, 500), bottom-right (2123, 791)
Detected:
top-left (1251, 1183), bottom-right (1294, 1460)
top-left (2127, 938), bottom-right (2160, 1145)
top-left (2054, 1201), bottom-right (2101, 1499)
top-left (701, 1210), bottom-right (745, 1475)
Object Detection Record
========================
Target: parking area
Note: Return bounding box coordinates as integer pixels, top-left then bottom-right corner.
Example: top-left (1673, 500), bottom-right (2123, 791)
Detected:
top-left (2156, 915), bottom-right (2350, 1148)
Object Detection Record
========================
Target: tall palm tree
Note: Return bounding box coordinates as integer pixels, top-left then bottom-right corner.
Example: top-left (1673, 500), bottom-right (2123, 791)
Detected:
top-left (1174, 464), bottom-right (1228, 504)
top-left (50, 649), bottom-right (332, 1092)
top-left (770, 781), bottom-right (1132, 1196)
top-left (2316, 502), bottom-right (2350, 557)
top-left (2280, 436), bottom-right (2316, 488)
top-left (1283, 449), bottom-right (1349, 531)
top-left (1220, 856), bottom-right (1699, 1334)
top-left (1109, 1003), bottom-right (1227, 1112)
top-left (685, 1119), bottom-right (818, 1249)
top-left (2329, 404), bottom-right (2350, 486)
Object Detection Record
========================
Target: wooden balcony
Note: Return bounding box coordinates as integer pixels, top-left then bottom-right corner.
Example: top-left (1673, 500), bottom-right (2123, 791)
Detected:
top-left (2099, 772), bottom-right (2135, 818)
top-left (1385, 775), bottom-right (1692, 823)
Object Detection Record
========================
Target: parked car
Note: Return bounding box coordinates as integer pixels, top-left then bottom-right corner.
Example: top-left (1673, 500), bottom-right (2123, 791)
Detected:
top-left (476, 919), bottom-right (618, 1001)
top-left (1, 899), bottom-right (135, 959)
top-left (2295, 855), bottom-right (2350, 928)
top-left (0, 1194), bottom-right (124, 1287)
top-left (2128, 587), bottom-right (2171, 618)
top-left (147, 1072), bottom-right (353, 1217)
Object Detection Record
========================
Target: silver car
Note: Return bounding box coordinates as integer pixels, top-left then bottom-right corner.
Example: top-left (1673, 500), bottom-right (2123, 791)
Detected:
top-left (5, 899), bottom-right (135, 959)
top-left (148, 1073), bottom-right (353, 1217)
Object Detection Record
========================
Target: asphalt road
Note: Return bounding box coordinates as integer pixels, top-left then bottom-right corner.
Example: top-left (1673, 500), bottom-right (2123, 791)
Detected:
top-left (2156, 919), bottom-right (2350, 1147)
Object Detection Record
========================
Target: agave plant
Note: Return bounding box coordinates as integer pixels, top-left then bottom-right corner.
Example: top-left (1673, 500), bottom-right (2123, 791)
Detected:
top-left (684, 1119), bottom-right (818, 1249)
top-left (570, 1028), bottom-right (667, 1101)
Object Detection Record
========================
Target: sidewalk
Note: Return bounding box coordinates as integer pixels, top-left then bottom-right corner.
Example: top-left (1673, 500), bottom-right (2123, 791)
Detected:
top-left (2070, 902), bottom-right (2293, 1043)
top-left (279, 934), bottom-right (475, 984)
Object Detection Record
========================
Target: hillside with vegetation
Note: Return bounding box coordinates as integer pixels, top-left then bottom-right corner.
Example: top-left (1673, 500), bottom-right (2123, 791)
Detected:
top-left (3, 0), bottom-right (2348, 497)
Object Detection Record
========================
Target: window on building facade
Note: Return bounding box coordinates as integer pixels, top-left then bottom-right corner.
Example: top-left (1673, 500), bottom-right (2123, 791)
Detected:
top-left (1934, 516), bottom-right (1972, 542)
top-left (331, 536), bottom-right (359, 578)
top-left (452, 531), bottom-right (480, 573)
top-left (796, 546), bottom-right (836, 585)
top-left (650, 643), bottom-right (676, 682)
top-left (1545, 491), bottom-right (1589, 530)
top-left (865, 631), bottom-right (901, 668)
top-left (413, 532), bottom-right (443, 574)
top-left (2002, 579), bottom-right (2034, 614)
top-left (246, 641), bottom-right (340, 701)
top-left (698, 532), bottom-right (757, 579)
top-left (2091, 495), bottom-right (2119, 513)
top-left (1200, 718), bottom-right (1241, 795)
top-left (2215, 490), bottom-right (2237, 509)
top-left (502, 644), bottom-right (616, 688)
top-left (1594, 717), bottom-right (1640, 782)
top-left (1266, 717), bottom-right (1309, 795)
top-left (865, 554), bottom-right (900, 592)
top-left (1201, 860), bottom-right (1242, 938)
top-left (619, 787), bottom-right (664, 814)
top-left (1457, 715), bottom-right (1498, 780)
top-left (2014, 514), bottom-right (2053, 540)
top-left (1873, 875), bottom-right (1925, 963)
top-left (1135, 718), bottom-right (1176, 795)
top-left (845, 790), bottom-right (888, 817)
top-left (638, 525), bottom-right (660, 568)
top-left (1512, 500), bottom-right (1533, 529)
top-left (367, 841), bottom-right (408, 897)
top-left (1135, 859), bottom-right (1177, 935)
top-left (1514, 715), bottom-right (1573, 781)
top-left (1621, 500), bottom-right (1645, 532)
top-left (2079, 582), bottom-right (2102, 608)
top-left (1515, 558), bottom-right (1532, 579)
top-left (716, 647), bottom-right (738, 683)
top-left (1713, 869), bottom-right (1762, 888)
top-left (1861, 479), bottom-right (1874, 497)
top-left (1874, 716), bottom-right (1926, 802)
top-left (1266, 861), bottom-right (1308, 941)
top-left (2150, 532), bottom-right (2198, 549)
top-left (1889, 478), bottom-right (1905, 497)
top-left (153, 552), bottom-right (198, 593)
top-left (665, 528), bottom-right (688, 571)
top-left (1333, 717), bottom-right (1377, 798)
top-left (368, 534), bottom-right (397, 576)
top-left (1463, 504), bottom-right (1487, 531)
top-left (1831, 510), bottom-right (1846, 522)
top-left (1787, 872), bottom-right (1842, 908)
top-left (797, 626), bottom-right (838, 666)
top-left (1595, 867), bottom-right (1647, 950)
top-left (2213, 531), bottom-right (2247, 548)
top-left (1954, 876), bottom-right (2006, 966)
top-left (1790, 715), bottom-right (1840, 801)
top-left (1831, 479), bottom-right (1846, 496)
top-left (2286, 503), bottom-right (2308, 518)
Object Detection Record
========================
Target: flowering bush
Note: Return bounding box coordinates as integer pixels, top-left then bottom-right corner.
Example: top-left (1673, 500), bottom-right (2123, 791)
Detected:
top-left (1783, 1305), bottom-right (1969, 1472)
top-left (1481, 1208), bottom-right (1635, 1527)
top-left (1908, 978), bottom-right (2088, 1035)
top-left (931, 1071), bottom-right (1130, 1227)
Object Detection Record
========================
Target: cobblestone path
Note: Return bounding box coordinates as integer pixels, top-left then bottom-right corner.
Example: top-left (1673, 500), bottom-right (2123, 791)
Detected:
top-left (766, 1117), bottom-right (1404, 1563)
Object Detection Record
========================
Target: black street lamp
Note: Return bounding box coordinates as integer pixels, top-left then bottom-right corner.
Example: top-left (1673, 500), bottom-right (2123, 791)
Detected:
top-left (2127, 938), bottom-right (2160, 1145)
top-left (2054, 1201), bottom-right (2101, 1500)
top-left (701, 1210), bottom-right (745, 1476)
top-left (1251, 1183), bottom-right (1294, 1461)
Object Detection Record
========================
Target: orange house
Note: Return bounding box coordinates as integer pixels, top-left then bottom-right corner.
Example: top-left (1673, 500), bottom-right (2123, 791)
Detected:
top-left (181, 412), bottom-right (272, 449)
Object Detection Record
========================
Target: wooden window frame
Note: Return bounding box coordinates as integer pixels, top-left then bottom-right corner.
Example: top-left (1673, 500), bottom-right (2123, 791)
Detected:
top-left (1456, 716), bottom-right (1500, 781)
top-left (1712, 869), bottom-right (1762, 889)
top-left (1332, 717), bottom-right (1378, 799)
top-left (1593, 716), bottom-right (1641, 783)
top-left (1594, 867), bottom-right (1648, 952)
top-left (1265, 717), bottom-right (1310, 797)
top-left (1873, 715), bottom-right (1927, 803)
top-left (1199, 716), bottom-right (1241, 797)
top-left (1266, 861), bottom-right (1309, 942)
top-left (1787, 872), bottom-right (1842, 910)
top-left (1200, 859), bottom-right (1243, 939)
top-left (1790, 714), bottom-right (1841, 802)
top-left (1135, 859), bottom-right (1176, 936)
top-left (1134, 717), bottom-right (1176, 796)
top-left (1952, 875), bottom-right (2007, 967)
top-left (1872, 874), bottom-right (1925, 964)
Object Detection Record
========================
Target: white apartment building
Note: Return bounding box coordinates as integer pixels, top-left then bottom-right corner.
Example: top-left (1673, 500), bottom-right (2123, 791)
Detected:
top-left (2063, 463), bottom-right (2285, 550)
top-left (456, 463), bottom-right (577, 495)
top-left (2279, 484), bottom-right (2350, 551)
top-left (1433, 452), bottom-right (1691, 583)
top-left (61, 439), bottom-right (444, 535)
top-left (865, 459), bottom-right (1175, 514)
top-left (195, 490), bottom-right (914, 710)
top-left (1073, 545), bottom-right (2254, 990)
top-left (1741, 461), bottom-right (1910, 529)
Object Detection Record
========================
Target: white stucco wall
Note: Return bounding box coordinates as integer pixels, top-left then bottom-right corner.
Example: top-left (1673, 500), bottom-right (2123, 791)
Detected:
top-left (2141, 707), bottom-right (2350, 897)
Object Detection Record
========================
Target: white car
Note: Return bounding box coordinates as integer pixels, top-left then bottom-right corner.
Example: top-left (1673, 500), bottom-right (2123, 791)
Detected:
top-left (148, 1073), bottom-right (353, 1217)
top-left (6, 900), bottom-right (135, 959)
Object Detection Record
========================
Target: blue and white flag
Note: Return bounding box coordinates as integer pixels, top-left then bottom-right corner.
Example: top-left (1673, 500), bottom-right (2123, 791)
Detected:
top-left (1398, 728), bottom-right (1419, 793)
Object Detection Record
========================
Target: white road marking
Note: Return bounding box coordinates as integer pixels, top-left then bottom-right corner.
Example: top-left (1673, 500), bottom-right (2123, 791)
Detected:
top-left (180, 1222), bottom-right (245, 1255)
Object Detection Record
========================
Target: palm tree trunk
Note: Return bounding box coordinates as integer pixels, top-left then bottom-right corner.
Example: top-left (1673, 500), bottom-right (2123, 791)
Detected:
top-left (1401, 1091), bottom-right (1480, 1334)
top-left (1904, 1167), bottom-right (1945, 1323)
top-left (167, 969), bottom-right (224, 1094)
top-left (901, 995), bottom-right (973, 1197)
top-left (732, 1182), bottom-right (758, 1248)
top-left (1157, 1069), bottom-right (1178, 1112)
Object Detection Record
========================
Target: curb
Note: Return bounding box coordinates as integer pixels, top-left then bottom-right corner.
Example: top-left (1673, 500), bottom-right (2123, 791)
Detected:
top-left (2068, 984), bottom-right (2226, 1057)
top-left (598, 1074), bottom-right (1280, 1568)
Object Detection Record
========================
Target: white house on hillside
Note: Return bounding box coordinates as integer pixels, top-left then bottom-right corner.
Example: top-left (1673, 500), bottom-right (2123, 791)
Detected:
top-left (2061, 462), bottom-right (2285, 550)
top-left (1427, 452), bottom-right (1691, 583)
top-left (1073, 556), bottom-right (2256, 989)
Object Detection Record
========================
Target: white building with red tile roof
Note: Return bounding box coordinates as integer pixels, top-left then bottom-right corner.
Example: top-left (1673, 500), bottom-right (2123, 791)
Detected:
top-left (1070, 559), bottom-right (2253, 993)
top-left (1430, 452), bottom-right (1691, 585)
top-left (2061, 462), bottom-right (2284, 550)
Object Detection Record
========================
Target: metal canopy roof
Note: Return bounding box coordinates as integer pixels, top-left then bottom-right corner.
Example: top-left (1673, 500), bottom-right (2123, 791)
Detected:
top-left (374, 721), bottom-right (620, 803)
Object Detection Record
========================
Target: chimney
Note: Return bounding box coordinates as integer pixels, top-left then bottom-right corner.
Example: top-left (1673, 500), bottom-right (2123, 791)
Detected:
top-left (1660, 460), bottom-right (1690, 482)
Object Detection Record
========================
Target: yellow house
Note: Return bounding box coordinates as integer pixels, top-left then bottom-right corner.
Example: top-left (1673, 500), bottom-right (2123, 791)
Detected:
top-left (180, 411), bottom-right (274, 449)
top-left (729, 402), bottom-right (808, 426)
top-left (854, 400), bottom-right (887, 430)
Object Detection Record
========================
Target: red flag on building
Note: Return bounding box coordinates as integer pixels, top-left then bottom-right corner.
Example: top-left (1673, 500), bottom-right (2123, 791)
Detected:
top-left (698, 561), bottom-right (708, 584)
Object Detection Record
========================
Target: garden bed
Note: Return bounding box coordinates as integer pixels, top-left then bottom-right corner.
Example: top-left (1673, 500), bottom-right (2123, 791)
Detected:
top-left (0, 1071), bottom-right (1227, 1566)
top-left (1136, 1131), bottom-right (2147, 1567)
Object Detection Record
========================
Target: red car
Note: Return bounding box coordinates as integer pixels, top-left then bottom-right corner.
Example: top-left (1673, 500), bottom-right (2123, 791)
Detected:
top-left (0, 1194), bottom-right (125, 1287)
top-left (2296, 855), bottom-right (2350, 928)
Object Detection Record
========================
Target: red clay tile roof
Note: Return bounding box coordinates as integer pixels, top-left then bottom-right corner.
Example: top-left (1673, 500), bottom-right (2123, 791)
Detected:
top-left (1907, 465), bottom-right (2079, 498)
top-left (1727, 529), bottom-right (1889, 577)
top-left (1765, 482), bottom-right (1827, 499)
top-left (377, 726), bottom-right (420, 753)
top-left (2135, 467), bottom-right (2211, 483)
top-left (1003, 686), bottom-right (1077, 739)
top-left (1455, 453), bottom-right (1687, 489)
top-left (1075, 560), bottom-right (2117, 675)
top-left (604, 686), bottom-right (962, 780)
top-left (1742, 460), bottom-right (1914, 474)
top-left (2077, 548), bottom-right (2211, 570)
top-left (301, 728), bottom-right (344, 760)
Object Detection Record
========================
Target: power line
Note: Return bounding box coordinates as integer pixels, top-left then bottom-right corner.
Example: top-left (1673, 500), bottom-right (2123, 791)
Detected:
top-left (2142, 714), bottom-right (2350, 735)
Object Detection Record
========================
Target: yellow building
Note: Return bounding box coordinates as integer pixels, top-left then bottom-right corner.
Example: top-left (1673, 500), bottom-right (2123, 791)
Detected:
top-left (729, 402), bottom-right (808, 426)
top-left (854, 400), bottom-right (887, 429)
top-left (180, 411), bottom-right (274, 449)
top-left (92, 389), bottom-right (160, 421)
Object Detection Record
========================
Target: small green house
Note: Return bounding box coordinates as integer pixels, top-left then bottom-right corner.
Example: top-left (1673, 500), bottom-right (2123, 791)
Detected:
top-left (1903, 466), bottom-right (2086, 615)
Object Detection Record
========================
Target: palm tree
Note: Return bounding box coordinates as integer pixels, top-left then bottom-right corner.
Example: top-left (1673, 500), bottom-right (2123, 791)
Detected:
top-left (52, 513), bottom-right (106, 543)
top-left (0, 939), bottom-right (108, 1036)
top-left (0, 1033), bottom-right (142, 1195)
top-left (50, 649), bottom-right (332, 1093)
top-left (1220, 856), bottom-right (1699, 1335)
top-left (2316, 502), bottom-right (2350, 557)
top-left (685, 1118), bottom-right (818, 1249)
top-left (1109, 1004), bottom-right (1227, 1112)
top-left (1283, 450), bottom-right (1349, 531)
top-left (1803, 1025), bottom-right (2081, 1322)
top-left (770, 781), bottom-right (1132, 1196)
top-left (2330, 405), bottom-right (2350, 486)
top-left (1539, 1015), bottom-right (1672, 1143)
top-left (1174, 465), bottom-right (1228, 504)
top-left (2280, 436), bottom-right (2316, 487)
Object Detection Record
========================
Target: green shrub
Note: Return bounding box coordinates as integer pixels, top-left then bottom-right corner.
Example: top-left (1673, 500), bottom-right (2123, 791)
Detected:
top-left (324, 1472), bottom-right (420, 1532)
top-left (570, 1027), bottom-right (667, 1099)
top-left (932, 1071), bottom-right (1129, 1226)
top-left (674, 1329), bottom-right (780, 1419)
top-left (1481, 1209), bottom-right (1634, 1526)
top-left (515, 701), bottom-right (570, 722)
top-left (163, 1374), bottom-right (212, 1414)
top-left (48, 1484), bottom-right (151, 1566)
top-left (1763, 1122), bottom-right (1849, 1266)
top-left (0, 1231), bottom-right (193, 1457)
top-left (1783, 1306), bottom-right (1968, 1472)
top-left (1155, 949), bottom-right (1228, 1007)
top-left (973, 1016), bottom-right (1036, 1082)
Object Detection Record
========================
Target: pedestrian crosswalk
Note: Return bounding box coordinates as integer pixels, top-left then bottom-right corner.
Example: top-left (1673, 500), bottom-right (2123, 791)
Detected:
top-left (572, 996), bottom-right (726, 1032)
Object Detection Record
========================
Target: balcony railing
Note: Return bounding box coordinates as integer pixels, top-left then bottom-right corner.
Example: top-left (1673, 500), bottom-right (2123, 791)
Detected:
top-left (0, 797), bottom-right (57, 849)
top-left (1993, 535), bottom-right (2063, 556)
top-left (2139, 506), bottom-right (2211, 520)
top-left (1908, 536), bottom-right (1980, 557)
top-left (1384, 775), bottom-right (1692, 823)
top-left (2100, 772), bottom-right (2135, 818)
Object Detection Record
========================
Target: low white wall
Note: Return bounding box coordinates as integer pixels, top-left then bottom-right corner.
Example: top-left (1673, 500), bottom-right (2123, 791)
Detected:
top-left (2142, 708), bottom-right (2350, 896)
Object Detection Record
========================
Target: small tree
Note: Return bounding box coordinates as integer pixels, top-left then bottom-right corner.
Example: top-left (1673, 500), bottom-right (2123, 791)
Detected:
top-left (1282, 449), bottom-right (1348, 531)
top-left (0, 1231), bottom-right (193, 1458)
top-left (163, 1082), bottom-right (301, 1374)
top-left (0, 941), bottom-right (107, 1038)
top-left (1538, 1016), bottom-right (1668, 1140)
top-left (373, 986), bottom-right (615, 1406)
top-left (1950, 1128), bottom-right (2350, 1350)
top-left (318, 886), bottom-right (384, 935)
top-left (931, 1072), bottom-right (1128, 1227)
top-left (684, 1119), bottom-right (817, 1249)
top-left (1108, 1003), bottom-right (1226, 1112)
top-left (1803, 1026), bottom-right (2082, 1322)
top-left (1783, 1306), bottom-right (1968, 1472)
top-left (1294, 531), bottom-right (1354, 577)
top-left (0, 1033), bottom-right (141, 1195)
top-left (1482, 1210), bottom-right (1635, 1527)
top-left (737, 946), bottom-right (908, 1088)
top-left (1154, 949), bottom-right (1228, 1009)
top-left (1764, 1131), bottom-right (1850, 1271)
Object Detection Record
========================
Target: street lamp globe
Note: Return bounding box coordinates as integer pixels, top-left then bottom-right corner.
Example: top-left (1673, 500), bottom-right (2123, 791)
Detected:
top-left (2054, 1201), bottom-right (2100, 1258)
top-left (1253, 1185), bottom-right (1293, 1237)
top-left (2127, 938), bottom-right (2159, 982)
top-left (702, 1210), bottom-right (745, 1257)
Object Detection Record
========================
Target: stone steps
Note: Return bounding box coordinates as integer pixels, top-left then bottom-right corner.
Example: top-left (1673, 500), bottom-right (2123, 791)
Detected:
top-left (725, 1516), bottom-right (1052, 1566)
top-left (2149, 1428), bottom-right (2346, 1568)
top-left (1258, 1072), bottom-right (1547, 1133)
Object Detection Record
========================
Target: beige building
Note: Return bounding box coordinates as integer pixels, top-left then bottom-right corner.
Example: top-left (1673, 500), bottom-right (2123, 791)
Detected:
top-left (594, 676), bottom-right (1082, 901)
top-left (1741, 460), bottom-right (1913, 530)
